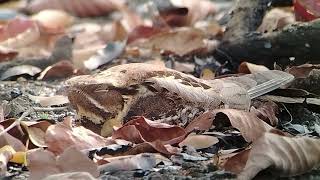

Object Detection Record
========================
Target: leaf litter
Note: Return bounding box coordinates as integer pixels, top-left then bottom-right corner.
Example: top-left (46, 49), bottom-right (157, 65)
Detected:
top-left (0, 0), bottom-right (320, 180)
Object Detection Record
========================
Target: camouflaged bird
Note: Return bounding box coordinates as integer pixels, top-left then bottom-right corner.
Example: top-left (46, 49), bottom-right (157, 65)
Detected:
top-left (66, 63), bottom-right (294, 136)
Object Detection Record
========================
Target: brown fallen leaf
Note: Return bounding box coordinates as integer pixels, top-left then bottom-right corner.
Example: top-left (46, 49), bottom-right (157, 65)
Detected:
top-left (125, 141), bottom-right (180, 155)
top-left (25, 0), bottom-right (124, 17)
top-left (38, 60), bottom-right (85, 80)
top-left (45, 117), bottom-right (114, 155)
top-left (22, 121), bottom-right (53, 148)
top-left (0, 125), bottom-right (25, 151)
top-left (0, 18), bottom-right (40, 49)
top-left (171, 0), bottom-right (216, 25)
top-left (98, 153), bottom-right (157, 173)
top-left (250, 100), bottom-right (279, 126)
top-left (156, 0), bottom-right (216, 27)
top-left (32, 10), bottom-right (74, 34)
top-left (286, 64), bottom-right (320, 78)
top-left (258, 8), bottom-right (295, 33)
top-left (178, 134), bottom-right (219, 149)
top-left (220, 149), bottom-right (250, 174)
top-left (134, 28), bottom-right (207, 56)
top-left (28, 147), bottom-right (99, 180)
top-left (238, 62), bottom-right (269, 74)
top-left (0, 46), bottom-right (18, 62)
top-left (84, 41), bottom-right (126, 70)
top-left (28, 94), bottom-right (69, 107)
top-left (186, 109), bottom-right (273, 142)
top-left (112, 116), bottom-right (186, 145)
top-left (127, 25), bottom-right (166, 44)
top-left (239, 132), bottom-right (320, 180)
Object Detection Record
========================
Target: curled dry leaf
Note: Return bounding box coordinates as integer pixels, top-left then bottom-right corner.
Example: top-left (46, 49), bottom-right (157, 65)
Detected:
top-left (25, 0), bottom-right (124, 17)
top-left (112, 116), bottom-right (186, 145)
top-left (238, 132), bottom-right (320, 180)
top-left (220, 149), bottom-right (250, 174)
top-left (0, 126), bottom-right (25, 151)
top-left (178, 134), bottom-right (219, 149)
top-left (286, 64), bottom-right (320, 78)
top-left (0, 65), bottom-right (41, 80)
top-left (22, 121), bottom-right (53, 148)
top-left (186, 109), bottom-right (273, 142)
top-left (238, 62), bottom-right (269, 74)
top-left (98, 153), bottom-right (157, 173)
top-left (28, 147), bottom-right (99, 180)
top-left (38, 60), bottom-right (85, 80)
top-left (45, 117), bottom-right (114, 155)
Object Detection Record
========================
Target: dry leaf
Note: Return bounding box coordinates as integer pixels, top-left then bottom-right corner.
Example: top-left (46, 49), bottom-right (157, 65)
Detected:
top-left (220, 149), bottom-right (250, 174)
top-left (25, 0), bottom-right (124, 17)
top-left (0, 46), bottom-right (18, 62)
top-left (22, 121), bottom-right (53, 148)
top-left (178, 134), bottom-right (219, 149)
top-left (84, 41), bottom-right (126, 70)
top-left (28, 147), bottom-right (99, 180)
top-left (98, 153), bottom-right (157, 173)
top-left (238, 132), bottom-right (320, 179)
top-left (0, 65), bottom-right (41, 80)
top-left (38, 60), bottom-right (85, 80)
top-left (258, 8), bottom-right (295, 33)
top-left (186, 109), bottom-right (273, 142)
top-left (0, 126), bottom-right (25, 151)
top-left (0, 18), bottom-right (40, 49)
top-left (45, 117), bottom-right (114, 155)
top-left (32, 10), bottom-right (74, 34)
top-left (238, 62), bottom-right (269, 74)
top-left (135, 28), bottom-right (206, 56)
top-left (157, 0), bottom-right (216, 26)
top-left (250, 100), bottom-right (279, 126)
top-left (28, 94), bottom-right (69, 107)
top-left (112, 116), bottom-right (186, 145)
top-left (286, 64), bottom-right (320, 78)
top-left (127, 25), bottom-right (165, 44)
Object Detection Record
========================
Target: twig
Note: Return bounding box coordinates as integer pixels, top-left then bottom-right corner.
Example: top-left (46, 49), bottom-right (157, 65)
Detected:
top-left (281, 103), bottom-right (293, 125)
